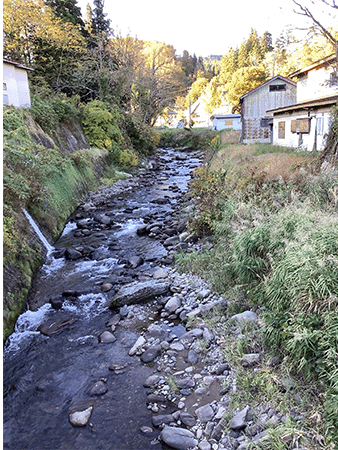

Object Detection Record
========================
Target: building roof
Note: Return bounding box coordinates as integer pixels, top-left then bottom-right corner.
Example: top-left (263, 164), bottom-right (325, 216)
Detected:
top-left (3, 59), bottom-right (34, 71)
top-left (239, 75), bottom-right (296, 101)
top-left (211, 114), bottom-right (241, 120)
top-left (288, 53), bottom-right (337, 79)
top-left (267, 94), bottom-right (338, 114)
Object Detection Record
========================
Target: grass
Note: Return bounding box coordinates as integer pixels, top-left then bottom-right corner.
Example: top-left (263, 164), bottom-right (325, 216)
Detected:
top-left (174, 136), bottom-right (338, 448)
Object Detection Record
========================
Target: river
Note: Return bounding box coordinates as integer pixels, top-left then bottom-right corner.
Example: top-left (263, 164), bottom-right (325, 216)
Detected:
top-left (3, 147), bottom-right (203, 450)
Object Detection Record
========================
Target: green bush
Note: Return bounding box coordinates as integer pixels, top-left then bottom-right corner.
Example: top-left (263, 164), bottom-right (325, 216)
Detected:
top-left (82, 100), bottom-right (123, 150)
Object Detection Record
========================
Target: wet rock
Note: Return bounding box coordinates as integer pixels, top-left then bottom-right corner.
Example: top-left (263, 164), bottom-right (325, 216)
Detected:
top-left (106, 314), bottom-right (121, 327)
top-left (89, 380), bottom-right (108, 396)
top-left (128, 255), bottom-right (144, 268)
top-left (199, 441), bottom-right (211, 450)
top-left (160, 426), bottom-right (198, 450)
top-left (38, 318), bottom-right (77, 336)
top-left (146, 394), bottom-right (166, 404)
top-left (99, 331), bottom-right (116, 344)
top-left (65, 248), bottom-right (82, 260)
top-left (163, 236), bottom-right (180, 247)
top-left (119, 305), bottom-right (129, 317)
top-left (101, 283), bottom-right (113, 292)
top-left (143, 374), bottom-right (160, 388)
top-left (195, 404), bottom-right (214, 423)
top-left (69, 406), bottom-right (93, 427)
top-left (152, 414), bottom-right (174, 427)
top-left (136, 225), bottom-right (148, 235)
top-left (110, 280), bottom-right (170, 308)
top-left (97, 214), bottom-right (111, 225)
top-left (170, 342), bottom-right (184, 352)
top-left (141, 345), bottom-right (161, 363)
top-left (140, 425), bottom-right (153, 434)
top-left (49, 296), bottom-right (63, 310)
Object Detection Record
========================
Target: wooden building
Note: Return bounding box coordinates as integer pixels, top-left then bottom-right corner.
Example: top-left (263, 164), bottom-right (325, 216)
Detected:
top-left (240, 76), bottom-right (297, 143)
top-left (211, 114), bottom-right (241, 131)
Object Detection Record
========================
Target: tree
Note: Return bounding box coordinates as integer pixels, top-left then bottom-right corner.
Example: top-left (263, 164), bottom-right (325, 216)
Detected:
top-left (292, 0), bottom-right (338, 57)
top-left (184, 72), bottom-right (209, 109)
top-left (44, 0), bottom-right (87, 35)
top-left (227, 66), bottom-right (267, 111)
top-left (3, 0), bottom-right (85, 91)
top-left (91, 0), bottom-right (111, 35)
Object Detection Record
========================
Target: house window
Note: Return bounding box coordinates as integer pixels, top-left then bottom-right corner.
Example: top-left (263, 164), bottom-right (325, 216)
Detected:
top-left (225, 120), bottom-right (233, 125)
top-left (291, 120), bottom-right (297, 133)
top-left (3, 82), bottom-right (7, 90)
top-left (3, 94), bottom-right (9, 105)
top-left (278, 121), bottom-right (285, 139)
top-left (317, 116), bottom-right (324, 135)
top-left (269, 84), bottom-right (286, 92)
top-left (291, 118), bottom-right (310, 133)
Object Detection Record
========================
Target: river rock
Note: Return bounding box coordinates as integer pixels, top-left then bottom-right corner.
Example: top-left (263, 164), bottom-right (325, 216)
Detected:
top-left (229, 405), bottom-right (250, 430)
top-left (128, 255), bottom-right (144, 268)
top-left (160, 426), bottom-right (198, 450)
top-left (177, 378), bottom-right (195, 389)
top-left (152, 414), bottom-right (174, 427)
top-left (101, 283), bottom-right (113, 292)
top-left (140, 345), bottom-right (161, 363)
top-left (153, 268), bottom-right (168, 279)
top-left (231, 311), bottom-right (258, 324)
top-left (69, 406), bottom-right (93, 427)
top-left (242, 353), bottom-right (261, 367)
top-left (165, 296), bottom-right (181, 313)
top-left (99, 331), bottom-right (116, 343)
top-left (195, 404), bottom-right (214, 423)
top-left (110, 280), bottom-right (170, 308)
top-left (129, 335), bottom-right (146, 356)
top-left (38, 318), bottom-right (77, 336)
top-left (143, 374), bottom-right (160, 388)
top-left (187, 349), bottom-right (198, 364)
top-left (65, 248), bottom-right (82, 260)
top-left (89, 380), bottom-right (108, 396)
top-left (180, 412), bottom-right (196, 427)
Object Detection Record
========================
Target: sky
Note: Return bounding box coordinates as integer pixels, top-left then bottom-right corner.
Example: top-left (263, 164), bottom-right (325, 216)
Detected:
top-left (76, 0), bottom-right (337, 56)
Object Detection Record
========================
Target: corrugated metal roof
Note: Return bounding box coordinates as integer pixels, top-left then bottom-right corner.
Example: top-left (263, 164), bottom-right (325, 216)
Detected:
top-left (211, 114), bottom-right (241, 119)
top-left (3, 59), bottom-right (34, 71)
top-left (239, 75), bottom-right (296, 101)
top-left (267, 94), bottom-right (338, 114)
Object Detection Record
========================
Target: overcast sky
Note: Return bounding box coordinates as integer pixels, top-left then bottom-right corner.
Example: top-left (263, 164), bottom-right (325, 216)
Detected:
top-left (76, 0), bottom-right (336, 56)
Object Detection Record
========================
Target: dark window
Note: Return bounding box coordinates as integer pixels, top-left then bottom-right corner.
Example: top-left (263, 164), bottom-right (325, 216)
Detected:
top-left (269, 84), bottom-right (286, 91)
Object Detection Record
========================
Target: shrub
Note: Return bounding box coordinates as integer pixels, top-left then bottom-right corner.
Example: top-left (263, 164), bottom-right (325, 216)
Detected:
top-left (82, 100), bottom-right (124, 150)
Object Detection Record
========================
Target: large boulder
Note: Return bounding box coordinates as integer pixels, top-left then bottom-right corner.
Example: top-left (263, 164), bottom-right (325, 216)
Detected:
top-left (160, 426), bottom-right (198, 450)
top-left (109, 280), bottom-right (170, 308)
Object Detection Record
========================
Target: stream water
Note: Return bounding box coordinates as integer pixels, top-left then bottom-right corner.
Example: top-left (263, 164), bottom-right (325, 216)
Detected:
top-left (3, 148), bottom-right (203, 450)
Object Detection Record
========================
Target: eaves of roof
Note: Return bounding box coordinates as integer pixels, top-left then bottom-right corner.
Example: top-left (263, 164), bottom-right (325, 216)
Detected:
top-left (288, 53), bottom-right (337, 78)
top-left (239, 75), bottom-right (296, 101)
top-left (267, 94), bottom-right (338, 114)
top-left (3, 59), bottom-right (34, 71)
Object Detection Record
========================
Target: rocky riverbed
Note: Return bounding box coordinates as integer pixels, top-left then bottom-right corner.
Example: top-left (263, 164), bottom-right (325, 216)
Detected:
top-left (4, 148), bottom-right (306, 450)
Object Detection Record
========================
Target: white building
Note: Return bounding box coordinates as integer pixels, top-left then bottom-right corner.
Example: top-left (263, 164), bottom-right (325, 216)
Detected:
top-left (3, 59), bottom-right (33, 108)
top-left (211, 114), bottom-right (241, 131)
top-left (268, 54), bottom-right (338, 151)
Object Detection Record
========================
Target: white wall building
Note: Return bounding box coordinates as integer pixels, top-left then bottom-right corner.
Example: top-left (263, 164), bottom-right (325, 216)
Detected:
top-left (3, 59), bottom-right (33, 108)
top-left (268, 54), bottom-right (338, 151)
top-left (211, 114), bottom-right (241, 131)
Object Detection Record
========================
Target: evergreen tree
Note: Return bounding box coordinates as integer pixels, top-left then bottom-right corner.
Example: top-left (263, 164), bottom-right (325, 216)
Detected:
top-left (44, 0), bottom-right (86, 35)
top-left (91, 0), bottom-right (111, 35)
top-left (261, 31), bottom-right (273, 55)
top-left (237, 41), bottom-right (248, 68)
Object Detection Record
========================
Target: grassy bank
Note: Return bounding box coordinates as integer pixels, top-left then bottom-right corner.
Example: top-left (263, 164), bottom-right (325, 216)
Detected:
top-left (175, 131), bottom-right (338, 448)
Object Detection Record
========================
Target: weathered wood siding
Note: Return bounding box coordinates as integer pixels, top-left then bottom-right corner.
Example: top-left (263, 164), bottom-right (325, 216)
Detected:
top-left (241, 79), bottom-right (296, 143)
